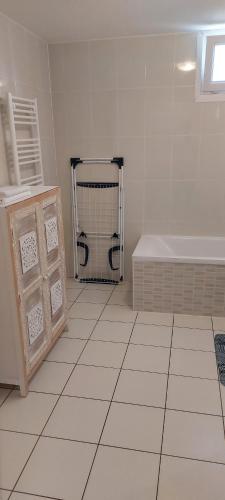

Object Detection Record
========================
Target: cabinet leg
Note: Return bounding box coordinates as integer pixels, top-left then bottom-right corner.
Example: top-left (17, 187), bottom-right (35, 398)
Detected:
top-left (20, 379), bottom-right (28, 397)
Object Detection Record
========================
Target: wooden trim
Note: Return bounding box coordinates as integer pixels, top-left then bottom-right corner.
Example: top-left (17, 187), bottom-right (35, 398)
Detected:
top-left (6, 187), bottom-right (60, 216)
top-left (6, 210), bottom-right (27, 395)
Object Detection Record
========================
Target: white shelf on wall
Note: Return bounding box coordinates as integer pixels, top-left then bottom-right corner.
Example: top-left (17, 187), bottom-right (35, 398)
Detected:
top-left (8, 93), bottom-right (44, 186)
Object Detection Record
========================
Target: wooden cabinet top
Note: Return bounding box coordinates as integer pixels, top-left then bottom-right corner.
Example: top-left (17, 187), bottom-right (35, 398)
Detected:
top-left (0, 186), bottom-right (60, 211)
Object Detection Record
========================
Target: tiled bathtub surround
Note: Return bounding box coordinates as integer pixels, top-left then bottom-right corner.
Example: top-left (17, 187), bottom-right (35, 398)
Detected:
top-left (1, 282), bottom-right (225, 500)
top-left (0, 12), bottom-right (57, 186)
top-left (49, 34), bottom-right (225, 278)
top-left (133, 261), bottom-right (225, 316)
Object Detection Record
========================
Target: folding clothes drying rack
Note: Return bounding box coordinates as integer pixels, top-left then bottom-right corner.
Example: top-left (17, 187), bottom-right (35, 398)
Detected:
top-left (71, 157), bottom-right (124, 284)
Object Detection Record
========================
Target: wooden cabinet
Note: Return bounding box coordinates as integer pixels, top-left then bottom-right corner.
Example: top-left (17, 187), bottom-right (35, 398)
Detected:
top-left (0, 187), bottom-right (67, 395)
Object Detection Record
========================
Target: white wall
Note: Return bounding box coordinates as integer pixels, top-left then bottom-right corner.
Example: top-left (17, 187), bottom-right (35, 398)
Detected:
top-left (0, 13), bottom-right (57, 186)
top-left (49, 34), bottom-right (225, 278)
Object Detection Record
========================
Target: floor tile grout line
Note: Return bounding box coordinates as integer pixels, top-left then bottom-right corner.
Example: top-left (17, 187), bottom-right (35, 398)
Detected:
top-left (161, 450), bottom-right (225, 466)
top-left (66, 315), bottom-right (218, 330)
top-left (80, 309), bottom-right (139, 500)
top-left (3, 420), bottom-right (225, 468)
top-left (0, 388), bottom-right (13, 409)
top-left (69, 285), bottom-right (118, 322)
top-left (79, 286), bottom-right (133, 499)
top-left (68, 337), bottom-right (216, 353)
top-left (8, 434), bottom-right (225, 470)
top-left (1, 397), bottom-right (223, 439)
top-left (4, 429), bottom-right (225, 472)
top-left (45, 334), bottom-right (217, 353)
top-left (66, 287), bottom-right (85, 310)
top-left (70, 287), bottom-right (86, 304)
top-left (3, 294), bottom-right (137, 499)
top-left (4, 294), bottom-right (221, 497)
top-left (25, 284), bottom-right (116, 500)
top-left (8, 432), bottom-right (41, 499)
top-left (6, 490), bottom-right (61, 500)
top-left (0, 428), bottom-right (40, 438)
top-left (78, 286), bottom-right (118, 346)
top-left (43, 359), bottom-right (221, 381)
top-left (211, 315), bottom-right (225, 438)
top-left (9, 303), bottom-right (102, 499)
top-left (66, 290), bottom-right (218, 332)
top-left (68, 317), bottom-right (135, 323)
top-left (155, 313), bottom-right (175, 500)
top-left (75, 300), bottom-right (114, 306)
top-left (83, 284), bottom-right (116, 290)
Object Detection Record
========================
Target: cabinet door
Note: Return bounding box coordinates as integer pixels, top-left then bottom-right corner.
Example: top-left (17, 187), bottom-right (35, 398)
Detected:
top-left (19, 281), bottom-right (49, 373)
top-left (10, 205), bottom-right (41, 291)
top-left (41, 194), bottom-right (64, 271)
top-left (47, 263), bottom-right (66, 335)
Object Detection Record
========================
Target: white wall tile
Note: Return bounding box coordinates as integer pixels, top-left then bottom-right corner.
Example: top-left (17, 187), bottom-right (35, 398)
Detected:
top-left (194, 180), bottom-right (225, 220)
top-left (172, 135), bottom-right (200, 179)
top-left (41, 138), bottom-right (58, 185)
top-left (88, 137), bottom-right (117, 158)
top-left (145, 135), bottom-right (172, 179)
top-left (0, 15), bottom-right (13, 91)
top-left (37, 90), bottom-right (55, 141)
top-left (39, 41), bottom-right (51, 91)
top-left (26, 31), bottom-right (40, 88)
top-left (172, 86), bottom-right (202, 134)
top-left (145, 87), bottom-right (173, 135)
top-left (116, 137), bottom-right (145, 180)
top-left (49, 33), bottom-right (225, 280)
top-left (10, 21), bottom-right (29, 85)
top-left (65, 91), bottom-right (91, 140)
top-left (144, 180), bottom-right (171, 220)
top-left (124, 179), bottom-right (144, 222)
top-left (49, 44), bottom-right (65, 92)
top-left (118, 89), bottom-right (145, 137)
top-left (0, 14), bottom-right (57, 187)
top-left (63, 42), bottom-right (89, 91)
top-left (90, 40), bottom-right (116, 90)
top-left (174, 34), bottom-right (197, 86)
top-left (52, 91), bottom-right (67, 153)
top-left (144, 218), bottom-right (170, 234)
top-left (198, 134), bottom-right (225, 179)
top-left (171, 180), bottom-right (197, 220)
top-left (124, 218), bottom-right (143, 277)
top-left (201, 102), bottom-right (225, 134)
top-left (115, 37), bottom-right (147, 89)
top-left (91, 90), bottom-right (117, 137)
top-left (145, 35), bottom-right (175, 86)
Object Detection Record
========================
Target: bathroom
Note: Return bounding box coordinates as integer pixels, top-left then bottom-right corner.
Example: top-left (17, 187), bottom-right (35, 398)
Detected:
top-left (0, 0), bottom-right (225, 498)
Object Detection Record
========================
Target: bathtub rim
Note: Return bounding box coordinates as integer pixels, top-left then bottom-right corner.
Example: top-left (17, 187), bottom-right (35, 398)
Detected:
top-left (132, 234), bottom-right (225, 266)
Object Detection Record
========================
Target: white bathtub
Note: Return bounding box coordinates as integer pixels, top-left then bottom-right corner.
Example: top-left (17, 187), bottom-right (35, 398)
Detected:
top-left (133, 235), bottom-right (225, 265)
top-left (132, 234), bottom-right (225, 316)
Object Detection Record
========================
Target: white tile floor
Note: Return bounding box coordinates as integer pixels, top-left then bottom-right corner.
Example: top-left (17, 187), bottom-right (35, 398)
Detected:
top-left (1, 282), bottom-right (225, 500)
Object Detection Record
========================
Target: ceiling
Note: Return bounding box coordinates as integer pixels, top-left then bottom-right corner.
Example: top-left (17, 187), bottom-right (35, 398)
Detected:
top-left (0, 0), bottom-right (225, 43)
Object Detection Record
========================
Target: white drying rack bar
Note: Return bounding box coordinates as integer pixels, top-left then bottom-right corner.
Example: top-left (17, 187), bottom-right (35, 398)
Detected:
top-left (8, 93), bottom-right (44, 186)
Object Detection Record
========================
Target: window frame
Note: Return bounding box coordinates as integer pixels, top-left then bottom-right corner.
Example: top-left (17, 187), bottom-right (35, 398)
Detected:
top-left (195, 32), bottom-right (225, 102)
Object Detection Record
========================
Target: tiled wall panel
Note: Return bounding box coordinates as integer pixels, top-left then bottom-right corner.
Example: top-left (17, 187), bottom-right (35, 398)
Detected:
top-left (133, 260), bottom-right (225, 316)
top-left (49, 34), bottom-right (225, 278)
top-left (0, 13), bottom-right (57, 186)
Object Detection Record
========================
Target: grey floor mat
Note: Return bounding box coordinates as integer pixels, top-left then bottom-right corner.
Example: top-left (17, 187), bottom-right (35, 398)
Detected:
top-left (214, 334), bottom-right (225, 385)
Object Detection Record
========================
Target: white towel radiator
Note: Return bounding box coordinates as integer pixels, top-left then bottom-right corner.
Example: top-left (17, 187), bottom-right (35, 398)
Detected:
top-left (7, 93), bottom-right (44, 186)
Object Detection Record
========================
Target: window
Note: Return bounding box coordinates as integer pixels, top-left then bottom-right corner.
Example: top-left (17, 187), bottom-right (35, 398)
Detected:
top-left (196, 33), bottom-right (225, 101)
